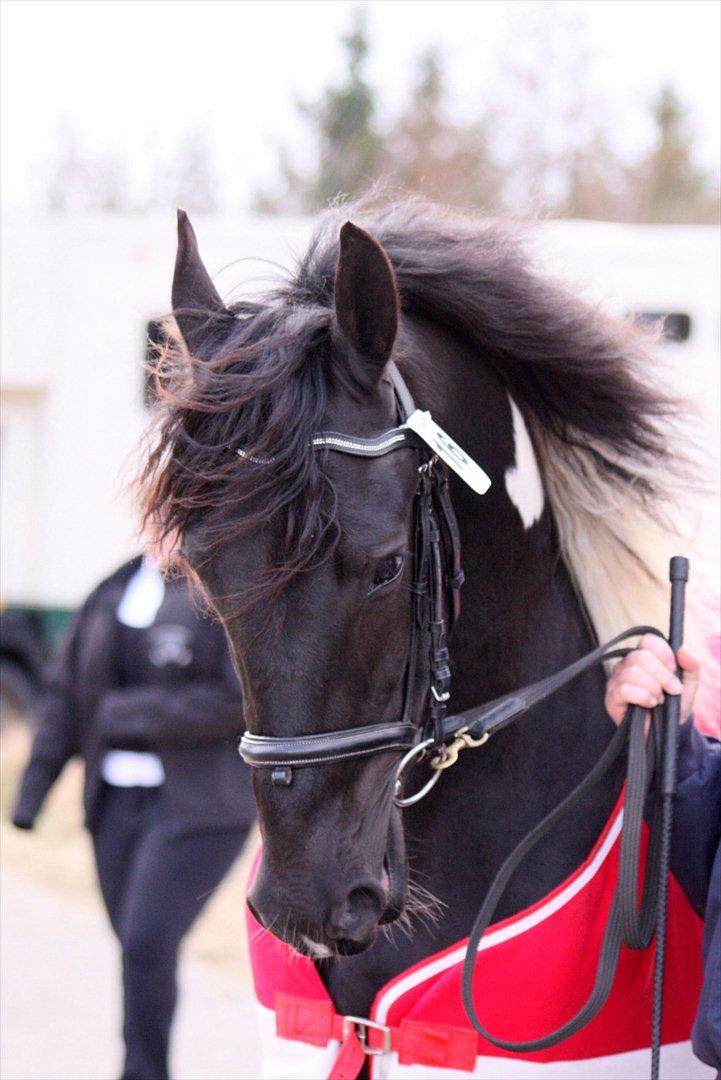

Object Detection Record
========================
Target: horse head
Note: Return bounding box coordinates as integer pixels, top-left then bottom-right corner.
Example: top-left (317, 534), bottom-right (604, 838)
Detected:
top-left (168, 212), bottom-right (456, 956)
top-left (143, 202), bottom-right (698, 985)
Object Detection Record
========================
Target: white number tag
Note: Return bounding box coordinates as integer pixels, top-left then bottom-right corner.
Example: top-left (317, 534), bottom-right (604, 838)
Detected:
top-left (404, 410), bottom-right (492, 495)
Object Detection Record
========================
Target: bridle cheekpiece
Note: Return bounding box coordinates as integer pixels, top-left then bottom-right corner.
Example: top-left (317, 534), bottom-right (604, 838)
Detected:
top-left (238, 361), bottom-right (487, 803)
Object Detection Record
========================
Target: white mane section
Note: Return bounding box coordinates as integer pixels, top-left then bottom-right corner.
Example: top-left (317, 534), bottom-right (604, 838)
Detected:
top-left (505, 397), bottom-right (545, 529)
top-left (530, 419), bottom-right (719, 730)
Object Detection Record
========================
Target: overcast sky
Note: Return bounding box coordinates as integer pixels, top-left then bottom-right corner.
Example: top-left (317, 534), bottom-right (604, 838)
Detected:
top-left (1, 0), bottom-right (719, 211)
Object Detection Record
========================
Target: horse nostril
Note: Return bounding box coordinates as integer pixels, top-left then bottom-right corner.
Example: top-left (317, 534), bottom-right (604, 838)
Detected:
top-left (328, 883), bottom-right (386, 943)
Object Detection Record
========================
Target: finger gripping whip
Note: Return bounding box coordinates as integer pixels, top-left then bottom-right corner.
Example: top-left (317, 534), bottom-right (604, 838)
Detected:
top-left (651, 556), bottom-right (689, 1080)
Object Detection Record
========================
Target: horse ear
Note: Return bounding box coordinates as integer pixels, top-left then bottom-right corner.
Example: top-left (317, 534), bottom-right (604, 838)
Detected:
top-left (172, 209), bottom-right (232, 355)
top-left (333, 221), bottom-right (399, 378)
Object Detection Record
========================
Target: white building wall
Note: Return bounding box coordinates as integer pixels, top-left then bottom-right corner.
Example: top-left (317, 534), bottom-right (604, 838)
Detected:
top-left (0, 214), bottom-right (311, 607)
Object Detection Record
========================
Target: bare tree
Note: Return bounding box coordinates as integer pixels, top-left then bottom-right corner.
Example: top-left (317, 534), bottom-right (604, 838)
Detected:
top-left (390, 49), bottom-right (503, 212)
top-left (254, 7), bottom-right (386, 213)
top-left (488, 2), bottom-right (629, 218)
top-left (628, 85), bottom-right (719, 224)
top-left (252, 4), bottom-right (718, 224)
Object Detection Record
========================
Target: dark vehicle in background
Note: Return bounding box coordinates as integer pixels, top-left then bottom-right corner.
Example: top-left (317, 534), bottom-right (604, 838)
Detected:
top-left (0, 606), bottom-right (71, 723)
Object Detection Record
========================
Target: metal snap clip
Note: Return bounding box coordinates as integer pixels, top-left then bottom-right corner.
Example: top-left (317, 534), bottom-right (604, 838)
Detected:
top-left (429, 726), bottom-right (490, 772)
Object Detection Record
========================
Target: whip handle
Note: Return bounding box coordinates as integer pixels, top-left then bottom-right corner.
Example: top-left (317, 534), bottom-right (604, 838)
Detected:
top-left (651, 556), bottom-right (689, 1080)
top-left (662, 556), bottom-right (688, 796)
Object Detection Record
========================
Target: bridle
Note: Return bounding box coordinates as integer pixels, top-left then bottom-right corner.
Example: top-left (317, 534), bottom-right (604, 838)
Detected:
top-left (240, 361), bottom-right (466, 795)
top-left (238, 361), bottom-right (687, 1080)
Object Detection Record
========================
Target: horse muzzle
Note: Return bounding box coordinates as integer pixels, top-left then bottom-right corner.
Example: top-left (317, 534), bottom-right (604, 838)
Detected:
top-left (248, 810), bottom-right (409, 956)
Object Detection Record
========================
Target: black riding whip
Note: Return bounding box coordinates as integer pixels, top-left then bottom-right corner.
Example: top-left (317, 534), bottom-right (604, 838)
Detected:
top-left (651, 555), bottom-right (689, 1080)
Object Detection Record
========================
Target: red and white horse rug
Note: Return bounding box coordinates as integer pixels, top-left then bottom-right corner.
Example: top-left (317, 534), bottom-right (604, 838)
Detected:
top-left (246, 795), bottom-right (713, 1079)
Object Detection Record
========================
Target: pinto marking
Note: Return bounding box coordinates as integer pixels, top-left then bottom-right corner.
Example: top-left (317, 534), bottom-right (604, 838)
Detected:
top-left (504, 398), bottom-right (544, 529)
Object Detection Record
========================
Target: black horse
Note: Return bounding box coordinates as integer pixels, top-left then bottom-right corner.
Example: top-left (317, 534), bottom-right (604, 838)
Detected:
top-left (140, 200), bottom-right (704, 1064)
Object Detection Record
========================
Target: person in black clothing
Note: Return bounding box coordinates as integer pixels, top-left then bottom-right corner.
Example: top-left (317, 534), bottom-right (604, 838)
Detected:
top-left (12, 552), bottom-right (254, 1080)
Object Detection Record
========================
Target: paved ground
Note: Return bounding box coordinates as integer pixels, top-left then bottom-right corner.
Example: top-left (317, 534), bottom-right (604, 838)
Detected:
top-left (1, 871), bottom-right (262, 1080)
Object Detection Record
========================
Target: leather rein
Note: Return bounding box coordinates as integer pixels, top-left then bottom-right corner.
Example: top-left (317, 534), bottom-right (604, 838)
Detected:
top-left (238, 362), bottom-right (686, 1080)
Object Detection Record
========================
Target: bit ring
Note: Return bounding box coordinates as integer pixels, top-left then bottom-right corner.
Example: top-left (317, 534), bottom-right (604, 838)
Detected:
top-left (394, 738), bottom-right (442, 807)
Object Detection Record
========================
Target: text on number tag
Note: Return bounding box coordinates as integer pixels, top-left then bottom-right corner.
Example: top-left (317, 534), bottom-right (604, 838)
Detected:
top-left (404, 411), bottom-right (492, 495)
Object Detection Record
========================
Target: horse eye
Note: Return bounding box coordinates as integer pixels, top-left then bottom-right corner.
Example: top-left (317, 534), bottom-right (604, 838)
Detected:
top-left (370, 553), bottom-right (404, 594)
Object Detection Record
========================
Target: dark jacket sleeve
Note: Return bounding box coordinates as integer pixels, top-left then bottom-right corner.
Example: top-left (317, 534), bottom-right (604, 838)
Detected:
top-left (671, 720), bottom-right (721, 1070)
top-left (11, 608), bottom-right (86, 829)
top-left (668, 718), bottom-right (721, 918)
top-left (94, 650), bottom-right (244, 749)
top-left (692, 846), bottom-right (720, 1070)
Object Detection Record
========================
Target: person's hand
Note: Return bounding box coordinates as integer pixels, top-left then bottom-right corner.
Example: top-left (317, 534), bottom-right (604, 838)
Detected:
top-left (605, 633), bottom-right (700, 726)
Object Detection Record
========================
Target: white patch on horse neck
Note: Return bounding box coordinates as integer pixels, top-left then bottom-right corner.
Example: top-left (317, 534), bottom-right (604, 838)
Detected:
top-left (504, 397), bottom-right (544, 529)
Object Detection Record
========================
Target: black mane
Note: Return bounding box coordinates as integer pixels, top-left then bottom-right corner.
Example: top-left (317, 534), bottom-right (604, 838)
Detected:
top-left (140, 197), bottom-right (675, 608)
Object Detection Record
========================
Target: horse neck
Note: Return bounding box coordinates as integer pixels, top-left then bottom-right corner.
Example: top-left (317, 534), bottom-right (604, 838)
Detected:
top-left (404, 329), bottom-right (621, 923)
top-left (322, 332), bottom-right (623, 1016)
top-left (451, 497), bottom-right (601, 705)
top-left (407, 315), bottom-right (603, 699)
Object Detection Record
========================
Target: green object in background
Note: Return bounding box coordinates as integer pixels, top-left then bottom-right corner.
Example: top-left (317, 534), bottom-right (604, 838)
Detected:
top-left (38, 606), bottom-right (75, 646)
top-left (1, 603), bottom-right (75, 653)
top-left (0, 604), bottom-right (75, 717)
